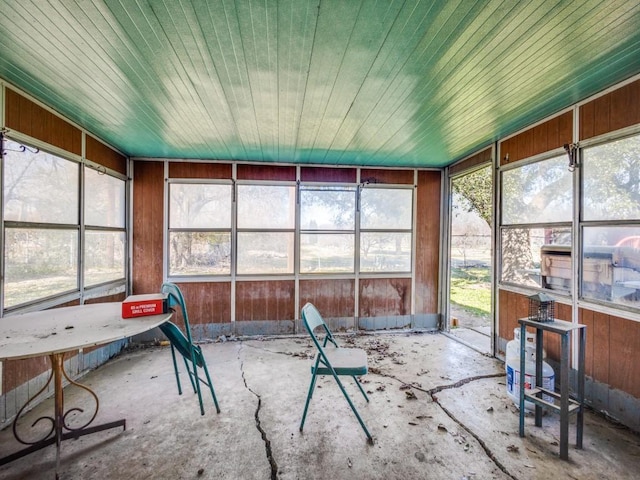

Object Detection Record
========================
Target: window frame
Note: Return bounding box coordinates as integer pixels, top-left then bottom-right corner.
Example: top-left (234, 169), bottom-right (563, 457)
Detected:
top-left (498, 152), bottom-right (574, 295)
top-left (236, 181), bottom-right (297, 276)
top-left (358, 184), bottom-right (414, 274)
top-left (299, 183), bottom-right (357, 275)
top-left (165, 177), bottom-right (416, 281)
top-left (578, 130), bottom-right (640, 313)
top-left (1, 134), bottom-right (128, 313)
top-left (166, 179), bottom-right (233, 279)
top-left (83, 163), bottom-right (127, 289)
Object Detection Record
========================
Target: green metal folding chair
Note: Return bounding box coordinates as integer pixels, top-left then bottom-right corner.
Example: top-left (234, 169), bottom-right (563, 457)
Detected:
top-left (159, 282), bottom-right (220, 415)
top-left (299, 303), bottom-right (373, 442)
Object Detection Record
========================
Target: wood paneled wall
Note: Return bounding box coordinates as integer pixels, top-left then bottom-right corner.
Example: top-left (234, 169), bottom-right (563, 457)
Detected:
top-left (495, 79), bottom-right (640, 411)
top-left (300, 279), bottom-right (355, 318)
top-left (360, 168), bottom-right (413, 185)
top-left (131, 161), bottom-right (440, 323)
top-left (500, 111), bottom-right (573, 165)
top-left (300, 166), bottom-right (356, 183)
top-left (86, 135), bottom-right (127, 174)
top-left (235, 281), bottom-right (295, 321)
top-left (5, 88), bottom-right (82, 155)
top-left (498, 290), bottom-right (571, 362)
top-left (450, 147), bottom-right (492, 176)
top-left (132, 161), bottom-right (164, 294)
top-left (414, 170), bottom-right (441, 314)
top-left (359, 278), bottom-right (411, 317)
top-left (579, 310), bottom-right (640, 399)
top-left (175, 282), bottom-right (231, 325)
top-left (169, 162), bottom-right (232, 179)
top-left (237, 164), bottom-right (296, 181)
top-left (580, 78), bottom-right (640, 140)
top-left (2, 87), bottom-right (128, 395)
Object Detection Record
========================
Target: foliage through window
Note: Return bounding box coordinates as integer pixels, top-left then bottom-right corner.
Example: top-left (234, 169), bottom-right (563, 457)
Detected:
top-left (359, 187), bottom-right (412, 272)
top-left (500, 155), bottom-right (573, 292)
top-left (582, 133), bottom-right (640, 308)
top-left (2, 137), bottom-right (126, 309)
top-left (237, 185), bottom-right (295, 274)
top-left (168, 183), bottom-right (232, 275)
top-left (84, 167), bottom-right (126, 286)
top-left (300, 187), bottom-right (355, 273)
top-left (167, 182), bottom-right (414, 277)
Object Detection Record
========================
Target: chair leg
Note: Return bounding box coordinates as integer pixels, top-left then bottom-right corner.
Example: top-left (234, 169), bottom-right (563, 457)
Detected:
top-left (188, 353), bottom-right (206, 416)
top-left (299, 373), bottom-right (319, 432)
top-left (352, 375), bottom-right (370, 402)
top-left (169, 345), bottom-right (183, 395)
top-left (331, 373), bottom-right (373, 442)
top-left (183, 357), bottom-right (198, 393)
top-left (201, 362), bottom-right (221, 414)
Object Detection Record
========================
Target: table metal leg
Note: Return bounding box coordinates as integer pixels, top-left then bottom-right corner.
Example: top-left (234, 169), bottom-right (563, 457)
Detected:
top-left (0, 352), bottom-right (126, 474)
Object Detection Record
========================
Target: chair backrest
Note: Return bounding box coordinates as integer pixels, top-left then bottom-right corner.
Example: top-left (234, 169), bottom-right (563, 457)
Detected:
top-left (301, 303), bottom-right (336, 348)
top-left (161, 282), bottom-right (194, 343)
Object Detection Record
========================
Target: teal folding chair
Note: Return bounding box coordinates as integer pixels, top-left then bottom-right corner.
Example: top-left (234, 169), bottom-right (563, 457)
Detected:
top-left (159, 282), bottom-right (220, 415)
top-left (299, 303), bottom-right (373, 443)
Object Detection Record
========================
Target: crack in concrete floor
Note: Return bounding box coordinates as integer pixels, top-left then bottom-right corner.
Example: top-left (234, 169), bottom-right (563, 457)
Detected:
top-left (239, 344), bottom-right (279, 480)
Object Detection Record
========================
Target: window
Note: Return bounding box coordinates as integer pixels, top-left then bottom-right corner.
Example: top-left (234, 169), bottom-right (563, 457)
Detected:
top-left (500, 155), bottom-right (573, 292)
top-left (168, 183), bottom-right (232, 275)
top-left (2, 137), bottom-right (126, 310)
top-left (359, 187), bottom-right (412, 272)
top-left (84, 167), bottom-right (126, 286)
top-left (2, 140), bottom-right (79, 307)
top-left (237, 185), bottom-right (295, 274)
top-left (166, 179), bottom-right (415, 278)
top-left (581, 133), bottom-right (640, 308)
top-left (300, 187), bottom-right (355, 273)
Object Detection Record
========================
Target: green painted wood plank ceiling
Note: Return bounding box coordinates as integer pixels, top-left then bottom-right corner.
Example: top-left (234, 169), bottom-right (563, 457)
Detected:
top-left (0, 0), bottom-right (639, 167)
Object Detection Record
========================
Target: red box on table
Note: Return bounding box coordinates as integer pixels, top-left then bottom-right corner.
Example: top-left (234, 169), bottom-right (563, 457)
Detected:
top-left (122, 293), bottom-right (168, 318)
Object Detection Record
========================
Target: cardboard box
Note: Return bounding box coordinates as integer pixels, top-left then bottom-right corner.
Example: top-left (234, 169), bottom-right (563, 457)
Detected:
top-left (122, 293), bottom-right (168, 318)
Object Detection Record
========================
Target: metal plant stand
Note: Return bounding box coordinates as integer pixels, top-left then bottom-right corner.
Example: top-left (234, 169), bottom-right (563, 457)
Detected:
top-left (518, 317), bottom-right (586, 460)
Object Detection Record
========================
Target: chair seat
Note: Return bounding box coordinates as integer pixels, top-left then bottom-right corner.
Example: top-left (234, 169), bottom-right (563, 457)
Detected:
top-left (159, 321), bottom-right (204, 368)
top-left (312, 347), bottom-right (368, 376)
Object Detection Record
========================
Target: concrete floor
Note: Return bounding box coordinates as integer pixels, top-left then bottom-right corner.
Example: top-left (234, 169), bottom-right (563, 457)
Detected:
top-left (1, 332), bottom-right (639, 479)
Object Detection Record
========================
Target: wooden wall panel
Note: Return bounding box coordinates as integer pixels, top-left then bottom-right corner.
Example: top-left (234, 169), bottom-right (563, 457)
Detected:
top-left (85, 293), bottom-right (126, 304)
top-left (498, 289), bottom-right (571, 363)
top-left (414, 170), bottom-right (441, 314)
top-left (132, 161), bottom-right (164, 294)
top-left (86, 135), bottom-right (127, 174)
top-left (173, 282), bottom-right (231, 325)
top-left (580, 79), bottom-right (640, 140)
top-left (360, 168), bottom-right (414, 185)
top-left (300, 166), bottom-right (356, 183)
top-left (168, 162), bottom-right (232, 179)
top-left (3, 357), bottom-right (50, 393)
top-left (591, 312), bottom-right (611, 384)
top-left (497, 290), bottom-right (529, 348)
top-left (359, 278), bottom-right (410, 317)
top-left (237, 164), bottom-right (296, 181)
top-left (609, 315), bottom-right (640, 398)
top-left (579, 308), bottom-right (595, 378)
top-left (449, 147), bottom-right (492, 176)
top-left (500, 111), bottom-right (572, 165)
top-left (4, 88), bottom-right (82, 155)
top-left (236, 280), bottom-right (294, 321)
top-left (578, 307), bottom-right (640, 397)
top-left (300, 279), bottom-right (355, 318)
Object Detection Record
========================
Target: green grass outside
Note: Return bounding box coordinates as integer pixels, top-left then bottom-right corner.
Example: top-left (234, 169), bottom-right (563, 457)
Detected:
top-left (450, 266), bottom-right (491, 317)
